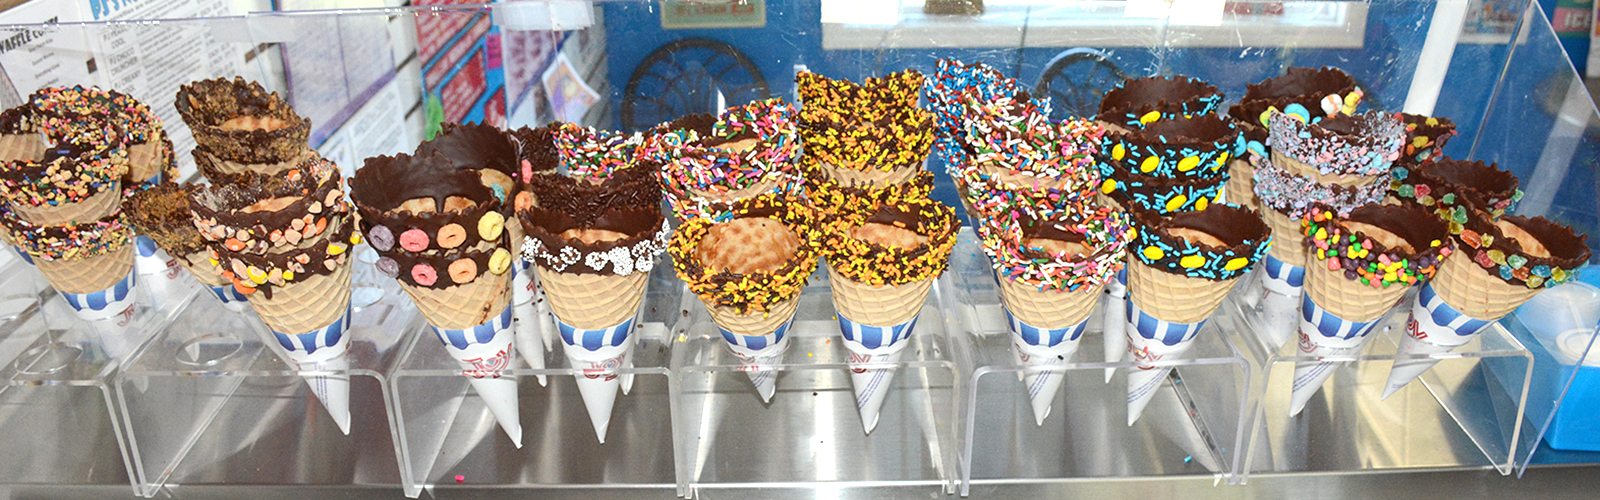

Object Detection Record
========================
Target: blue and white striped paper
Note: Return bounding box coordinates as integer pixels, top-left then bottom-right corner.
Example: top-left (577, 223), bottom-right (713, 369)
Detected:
top-left (272, 305), bottom-right (351, 356)
top-left (719, 316), bottom-right (794, 352)
top-left (62, 270), bottom-right (137, 314)
top-left (1299, 293), bottom-right (1381, 342)
top-left (1413, 282), bottom-right (1493, 342)
top-left (433, 304), bottom-right (515, 350)
top-left (135, 235), bottom-right (159, 258)
top-left (1262, 254), bottom-right (1305, 288)
top-left (13, 246), bottom-right (33, 265)
top-left (1007, 309), bottom-right (1088, 348)
top-left (838, 314), bottom-right (918, 350)
top-left (1126, 299), bottom-right (1203, 347)
top-left (209, 285), bottom-right (250, 306)
top-left (557, 315), bottom-right (635, 352)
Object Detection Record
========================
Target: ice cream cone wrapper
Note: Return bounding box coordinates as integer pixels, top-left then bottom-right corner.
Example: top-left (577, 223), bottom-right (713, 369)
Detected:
top-left (134, 235), bottom-right (197, 312)
top-left (1382, 281), bottom-right (1499, 399)
top-left (512, 258), bottom-right (548, 385)
top-left (1289, 293), bottom-right (1383, 415)
top-left (432, 304), bottom-right (523, 447)
top-left (1104, 269), bottom-right (1128, 383)
top-left (1009, 313), bottom-right (1089, 426)
top-left (840, 312), bottom-right (917, 434)
top-left (557, 314), bottom-right (637, 444)
top-left (719, 315), bottom-right (796, 404)
top-left (61, 268), bottom-right (140, 340)
top-left (1125, 298), bottom-right (1204, 425)
top-left (1257, 254), bottom-right (1307, 349)
top-left (269, 304), bottom-right (353, 433)
top-left (208, 285), bottom-right (251, 312)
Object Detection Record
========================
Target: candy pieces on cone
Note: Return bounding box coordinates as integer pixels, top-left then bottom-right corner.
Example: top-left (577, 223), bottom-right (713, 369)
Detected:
top-left (1256, 254), bottom-right (1307, 350)
top-left (1290, 204), bottom-right (1454, 415)
top-left (1008, 311), bottom-right (1090, 426)
top-left (558, 315), bottom-right (637, 443)
top-left (839, 313), bottom-right (918, 434)
top-left (1125, 298), bottom-right (1205, 426)
top-left (268, 304), bottom-right (353, 435)
top-left (432, 304), bottom-right (522, 446)
top-left (1104, 269), bottom-right (1128, 383)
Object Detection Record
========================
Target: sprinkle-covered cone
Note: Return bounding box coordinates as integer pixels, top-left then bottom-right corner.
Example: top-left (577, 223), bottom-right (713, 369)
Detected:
top-left (710, 295), bottom-right (800, 403)
top-left (998, 275), bottom-right (1101, 331)
top-left (1261, 208), bottom-right (1307, 266)
top-left (11, 180), bottom-right (122, 227)
top-left (830, 267), bottom-right (931, 433)
top-left (431, 304), bottom-right (522, 446)
top-left (1104, 269), bottom-right (1128, 383)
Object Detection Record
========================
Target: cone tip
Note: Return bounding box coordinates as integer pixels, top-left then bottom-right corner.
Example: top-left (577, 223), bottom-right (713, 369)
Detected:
top-left (1380, 383), bottom-right (1401, 401)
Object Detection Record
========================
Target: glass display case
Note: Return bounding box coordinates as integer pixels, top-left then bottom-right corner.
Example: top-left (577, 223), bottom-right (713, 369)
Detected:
top-left (1, 0), bottom-right (1598, 498)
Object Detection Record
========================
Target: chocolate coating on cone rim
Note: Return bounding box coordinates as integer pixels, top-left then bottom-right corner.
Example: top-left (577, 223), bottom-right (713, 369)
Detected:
top-left (509, 123), bottom-right (560, 176)
top-left (518, 165), bottom-right (668, 276)
top-left (1392, 157), bottom-right (1520, 218)
top-left (1302, 203), bottom-right (1454, 287)
top-left (1454, 211), bottom-right (1590, 289)
top-left (1128, 204), bottom-right (1270, 281)
top-left (1395, 113), bottom-right (1457, 166)
top-left (124, 181), bottom-right (207, 256)
top-left (1096, 76), bottom-right (1223, 125)
top-left (670, 195), bottom-right (820, 313)
top-left (820, 198), bottom-right (958, 287)
top-left (175, 77), bottom-right (311, 164)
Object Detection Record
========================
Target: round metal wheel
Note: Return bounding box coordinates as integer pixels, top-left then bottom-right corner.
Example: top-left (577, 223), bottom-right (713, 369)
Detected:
top-left (1034, 48), bottom-right (1129, 120)
top-left (621, 37), bottom-right (770, 131)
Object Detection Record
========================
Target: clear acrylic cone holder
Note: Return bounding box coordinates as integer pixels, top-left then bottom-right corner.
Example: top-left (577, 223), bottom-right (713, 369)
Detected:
top-left (945, 230), bottom-right (1251, 494)
top-left (114, 252), bottom-right (409, 498)
top-left (0, 252), bottom-right (192, 494)
top-left (671, 264), bottom-right (962, 497)
top-left (1222, 283), bottom-right (1533, 480)
top-left (390, 260), bottom-right (681, 498)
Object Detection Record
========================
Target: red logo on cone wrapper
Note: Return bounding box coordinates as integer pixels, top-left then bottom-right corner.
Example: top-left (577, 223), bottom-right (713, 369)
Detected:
top-left (1407, 316), bottom-right (1427, 340)
top-left (463, 348), bottom-right (511, 379)
top-left (115, 305), bottom-right (136, 327)
top-left (1130, 346), bottom-right (1161, 369)
top-left (583, 355), bottom-right (622, 381)
top-left (848, 351), bottom-right (870, 373)
top-left (1298, 331), bottom-right (1315, 354)
top-left (165, 259), bottom-right (182, 280)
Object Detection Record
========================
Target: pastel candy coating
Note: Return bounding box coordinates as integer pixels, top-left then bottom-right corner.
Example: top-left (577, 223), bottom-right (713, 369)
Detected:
top-left (437, 223), bottom-right (466, 249)
top-left (400, 228), bottom-right (429, 252)
top-left (411, 263), bottom-right (437, 286)
top-left (448, 258), bottom-right (477, 284)
top-left (489, 247), bottom-right (512, 275)
top-left (376, 257), bottom-right (399, 277)
top-left (479, 211), bottom-right (505, 241)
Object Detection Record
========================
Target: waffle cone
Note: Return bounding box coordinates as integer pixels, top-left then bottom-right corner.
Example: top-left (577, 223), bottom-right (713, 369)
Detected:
top-left (824, 164), bottom-right (918, 189)
top-left (708, 294), bottom-right (800, 337)
top-left (1262, 207), bottom-right (1307, 265)
top-left (1127, 260), bottom-right (1236, 324)
top-left (998, 277), bottom-right (1101, 329)
top-left (534, 267), bottom-right (647, 330)
top-left (10, 183), bottom-right (122, 226)
top-left (176, 251), bottom-right (229, 287)
top-left (0, 133), bottom-right (46, 162)
top-left (194, 149), bottom-right (314, 180)
top-left (251, 260), bottom-right (352, 334)
top-left (1428, 253), bottom-right (1540, 320)
top-left (36, 244), bottom-right (134, 294)
top-left (1269, 151), bottom-right (1385, 188)
top-left (400, 271), bottom-right (513, 330)
top-left (127, 141), bottom-right (167, 183)
top-left (827, 265), bottom-right (932, 327)
top-left (1304, 260), bottom-right (1408, 323)
top-left (1226, 158), bottom-right (1257, 209)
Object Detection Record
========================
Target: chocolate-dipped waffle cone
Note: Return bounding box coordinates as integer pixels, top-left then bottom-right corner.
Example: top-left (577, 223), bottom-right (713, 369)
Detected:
top-left (12, 180), bottom-right (123, 226)
top-left (35, 243), bottom-right (134, 294)
top-left (175, 250), bottom-right (229, 287)
top-left (1225, 157), bottom-right (1256, 209)
top-left (796, 70), bottom-right (934, 190)
top-left (1127, 259), bottom-right (1237, 324)
top-left (175, 77), bottom-right (312, 177)
top-left (709, 295), bottom-right (800, 337)
top-left (0, 132), bottom-right (46, 163)
top-left (998, 277), bottom-right (1100, 328)
top-left (1429, 249), bottom-right (1539, 320)
top-left (252, 259), bottom-right (352, 334)
top-left (401, 270), bottom-right (513, 329)
top-left (536, 269), bottom-right (648, 330)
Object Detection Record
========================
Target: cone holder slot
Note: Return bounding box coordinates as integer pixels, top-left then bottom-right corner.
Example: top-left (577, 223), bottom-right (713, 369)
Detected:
top-left (670, 268), bottom-right (963, 498)
top-left (114, 266), bottom-right (409, 498)
top-left (389, 260), bottom-right (684, 499)
top-left (944, 229), bottom-right (1252, 494)
top-left (1221, 282), bottom-right (1535, 481)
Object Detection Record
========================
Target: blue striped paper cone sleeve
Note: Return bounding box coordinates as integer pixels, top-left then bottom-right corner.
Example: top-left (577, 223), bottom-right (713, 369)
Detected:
top-left (839, 313), bottom-right (919, 434)
top-left (720, 316), bottom-right (796, 403)
top-left (134, 235), bottom-right (198, 312)
top-left (1125, 297), bottom-right (1205, 425)
top-left (1289, 293), bottom-right (1384, 416)
top-left (1009, 311), bottom-right (1090, 426)
top-left (1382, 282), bottom-right (1498, 399)
top-left (510, 259), bottom-right (548, 385)
top-left (209, 285), bottom-right (252, 312)
top-left (1104, 268), bottom-right (1129, 383)
top-left (64, 269), bottom-right (140, 353)
top-left (556, 314), bottom-right (638, 444)
top-left (431, 303), bottom-right (522, 446)
top-left (1257, 254), bottom-right (1308, 350)
top-left (270, 304), bottom-right (353, 433)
